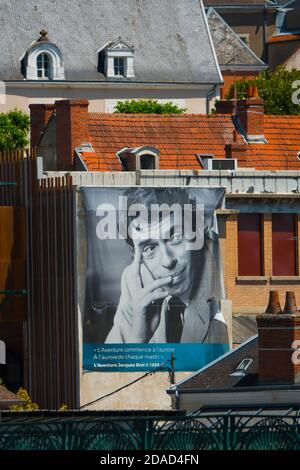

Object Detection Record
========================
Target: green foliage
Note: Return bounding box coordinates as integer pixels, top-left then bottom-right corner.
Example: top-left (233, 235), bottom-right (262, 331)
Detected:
top-left (114, 99), bottom-right (186, 114)
top-left (10, 387), bottom-right (39, 411)
top-left (225, 79), bottom-right (252, 101)
top-left (59, 403), bottom-right (68, 412)
top-left (225, 67), bottom-right (300, 115)
top-left (0, 109), bottom-right (30, 150)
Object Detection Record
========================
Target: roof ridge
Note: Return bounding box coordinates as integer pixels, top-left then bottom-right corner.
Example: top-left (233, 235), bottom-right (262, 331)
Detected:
top-left (88, 113), bottom-right (233, 118)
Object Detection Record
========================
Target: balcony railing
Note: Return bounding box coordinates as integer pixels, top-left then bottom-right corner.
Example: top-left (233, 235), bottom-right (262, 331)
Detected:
top-left (1, 405), bottom-right (300, 450)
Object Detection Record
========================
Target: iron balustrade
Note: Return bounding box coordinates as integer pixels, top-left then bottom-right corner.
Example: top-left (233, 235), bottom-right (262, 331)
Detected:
top-left (0, 406), bottom-right (300, 450)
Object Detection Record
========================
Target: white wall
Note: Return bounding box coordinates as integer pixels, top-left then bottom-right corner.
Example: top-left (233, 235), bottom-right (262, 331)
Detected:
top-left (0, 85), bottom-right (209, 114)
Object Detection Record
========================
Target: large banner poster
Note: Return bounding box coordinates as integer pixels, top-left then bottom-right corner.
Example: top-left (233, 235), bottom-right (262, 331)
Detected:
top-left (80, 187), bottom-right (229, 372)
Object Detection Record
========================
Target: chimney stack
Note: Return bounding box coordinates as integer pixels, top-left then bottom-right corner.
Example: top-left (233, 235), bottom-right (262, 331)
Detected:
top-left (29, 104), bottom-right (55, 148)
top-left (55, 99), bottom-right (89, 170)
top-left (257, 292), bottom-right (300, 384)
top-left (236, 86), bottom-right (265, 142)
top-left (215, 99), bottom-right (235, 115)
top-left (225, 130), bottom-right (247, 164)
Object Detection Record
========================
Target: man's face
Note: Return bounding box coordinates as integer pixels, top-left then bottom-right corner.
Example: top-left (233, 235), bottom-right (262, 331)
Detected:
top-left (132, 216), bottom-right (195, 298)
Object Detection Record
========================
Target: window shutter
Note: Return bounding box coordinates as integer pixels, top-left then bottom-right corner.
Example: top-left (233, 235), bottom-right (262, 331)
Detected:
top-left (272, 214), bottom-right (296, 276)
top-left (238, 214), bottom-right (262, 276)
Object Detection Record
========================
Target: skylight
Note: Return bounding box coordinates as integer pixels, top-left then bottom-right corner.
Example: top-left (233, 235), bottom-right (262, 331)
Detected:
top-left (230, 358), bottom-right (253, 377)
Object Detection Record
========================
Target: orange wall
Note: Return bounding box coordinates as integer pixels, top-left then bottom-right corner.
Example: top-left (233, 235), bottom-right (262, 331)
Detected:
top-left (0, 206), bottom-right (27, 323)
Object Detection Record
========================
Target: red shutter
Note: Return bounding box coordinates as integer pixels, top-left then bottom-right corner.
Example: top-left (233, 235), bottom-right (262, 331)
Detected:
top-left (272, 214), bottom-right (296, 276)
top-left (238, 214), bottom-right (262, 276)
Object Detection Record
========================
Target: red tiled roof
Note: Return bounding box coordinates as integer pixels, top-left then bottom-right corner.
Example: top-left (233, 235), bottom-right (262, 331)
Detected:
top-left (0, 385), bottom-right (22, 407)
top-left (246, 116), bottom-right (300, 170)
top-left (82, 113), bottom-right (300, 172)
top-left (85, 113), bottom-right (242, 172)
top-left (268, 34), bottom-right (300, 44)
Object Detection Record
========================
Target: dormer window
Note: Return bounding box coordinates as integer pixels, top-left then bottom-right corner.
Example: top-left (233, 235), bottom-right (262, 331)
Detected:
top-left (116, 146), bottom-right (160, 171)
top-left (98, 38), bottom-right (135, 79)
top-left (22, 30), bottom-right (65, 80)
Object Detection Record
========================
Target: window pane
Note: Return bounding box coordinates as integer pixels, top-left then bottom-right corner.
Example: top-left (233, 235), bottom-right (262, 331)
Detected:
top-left (36, 53), bottom-right (51, 79)
top-left (119, 59), bottom-right (124, 75)
top-left (43, 54), bottom-right (49, 66)
top-left (44, 64), bottom-right (51, 78)
top-left (272, 214), bottom-right (296, 276)
top-left (37, 54), bottom-right (43, 69)
top-left (114, 58), bottom-right (124, 76)
top-left (238, 214), bottom-right (262, 276)
top-left (140, 154), bottom-right (155, 169)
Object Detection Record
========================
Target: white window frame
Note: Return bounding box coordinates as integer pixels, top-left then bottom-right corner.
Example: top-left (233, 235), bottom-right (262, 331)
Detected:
top-left (113, 57), bottom-right (125, 77)
top-left (198, 155), bottom-right (237, 171)
top-left (37, 52), bottom-right (51, 79)
top-left (100, 40), bottom-right (135, 79)
top-left (25, 42), bottom-right (65, 80)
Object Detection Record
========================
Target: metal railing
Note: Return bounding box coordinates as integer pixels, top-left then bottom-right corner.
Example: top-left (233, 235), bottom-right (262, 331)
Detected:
top-left (1, 406), bottom-right (300, 450)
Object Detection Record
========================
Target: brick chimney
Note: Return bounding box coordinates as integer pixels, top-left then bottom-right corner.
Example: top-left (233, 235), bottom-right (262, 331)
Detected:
top-left (257, 313), bottom-right (300, 384)
top-left (29, 104), bottom-right (55, 148)
top-left (215, 99), bottom-right (235, 115)
top-left (225, 130), bottom-right (247, 164)
top-left (55, 99), bottom-right (89, 170)
top-left (236, 86), bottom-right (265, 142)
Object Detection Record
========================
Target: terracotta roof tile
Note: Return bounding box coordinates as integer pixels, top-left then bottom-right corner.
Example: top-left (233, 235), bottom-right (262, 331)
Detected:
top-left (87, 113), bottom-right (239, 171)
top-left (0, 385), bottom-right (23, 408)
top-left (268, 34), bottom-right (300, 44)
top-left (84, 113), bottom-right (300, 172)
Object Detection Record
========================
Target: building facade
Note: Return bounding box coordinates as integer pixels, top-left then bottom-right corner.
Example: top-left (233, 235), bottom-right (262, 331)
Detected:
top-left (0, 0), bottom-right (222, 115)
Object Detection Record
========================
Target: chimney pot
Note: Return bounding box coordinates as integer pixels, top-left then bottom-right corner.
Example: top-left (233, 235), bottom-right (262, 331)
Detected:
top-left (253, 85), bottom-right (259, 98)
top-left (283, 291), bottom-right (298, 315)
top-left (247, 84), bottom-right (254, 98)
top-left (265, 290), bottom-right (282, 315)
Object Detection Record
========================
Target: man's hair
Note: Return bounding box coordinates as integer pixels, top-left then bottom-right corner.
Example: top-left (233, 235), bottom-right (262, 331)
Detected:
top-left (119, 187), bottom-right (198, 248)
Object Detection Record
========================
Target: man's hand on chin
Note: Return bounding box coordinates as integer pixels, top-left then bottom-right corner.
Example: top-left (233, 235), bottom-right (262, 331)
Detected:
top-left (129, 247), bottom-right (172, 343)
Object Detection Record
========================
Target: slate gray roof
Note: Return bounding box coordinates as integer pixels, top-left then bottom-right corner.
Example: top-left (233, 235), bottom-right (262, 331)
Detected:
top-left (207, 8), bottom-right (267, 68)
top-left (173, 336), bottom-right (259, 391)
top-left (233, 315), bottom-right (258, 345)
top-left (203, 0), bottom-right (279, 6)
top-left (0, 0), bottom-right (222, 84)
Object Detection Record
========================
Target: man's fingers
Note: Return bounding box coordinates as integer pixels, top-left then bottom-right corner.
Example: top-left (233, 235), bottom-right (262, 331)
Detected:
top-left (143, 276), bottom-right (173, 295)
top-left (133, 246), bottom-right (143, 287)
top-left (144, 289), bottom-right (169, 306)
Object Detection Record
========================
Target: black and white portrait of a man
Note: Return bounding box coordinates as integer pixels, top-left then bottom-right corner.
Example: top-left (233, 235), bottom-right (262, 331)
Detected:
top-left (82, 187), bottom-right (228, 347)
